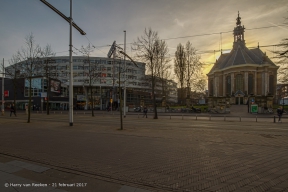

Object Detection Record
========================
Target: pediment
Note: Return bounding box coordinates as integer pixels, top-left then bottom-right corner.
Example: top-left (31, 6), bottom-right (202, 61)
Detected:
top-left (234, 90), bottom-right (245, 96)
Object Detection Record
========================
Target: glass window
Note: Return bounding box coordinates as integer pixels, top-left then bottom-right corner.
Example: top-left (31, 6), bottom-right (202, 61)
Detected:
top-left (226, 75), bottom-right (231, 95)
top-left (269, 75), bottom-right (274, 95)
top-left (209, 79), bottom-right (213, 96)
top-left (248, 74), bottom-right (254, 94)
top-left (235, 74), bottom-right (243, 91)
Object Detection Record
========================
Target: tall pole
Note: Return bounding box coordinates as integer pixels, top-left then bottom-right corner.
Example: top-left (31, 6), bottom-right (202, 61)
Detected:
top-left (69, 0), bottom-right (73, 126)
top-left (1, 58), bottom-right (4, 116)
top-left (119, 59), bottom-right (123, 130)
top-left (123, 30), bottom-right (127, 117)
top-left (112, 42), bottom-right (116, 112)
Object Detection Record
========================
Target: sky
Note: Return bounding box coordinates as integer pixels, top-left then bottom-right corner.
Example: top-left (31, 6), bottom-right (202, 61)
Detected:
top-left (0, 0), bottom-right (287, 75)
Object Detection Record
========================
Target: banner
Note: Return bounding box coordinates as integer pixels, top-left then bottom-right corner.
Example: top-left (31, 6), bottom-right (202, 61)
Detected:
top-left (4, 90), bottom-right (9, 97)
top-left (50, 79), bottom-right (61, 93)
top-left (77, 95), bottom-right (86, 101)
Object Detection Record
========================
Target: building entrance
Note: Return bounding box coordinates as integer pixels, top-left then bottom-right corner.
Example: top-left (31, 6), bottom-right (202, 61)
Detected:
top-left (235, 90), bottom-right (245, 105)
top-left (236, 97), bottom-right (244, 105)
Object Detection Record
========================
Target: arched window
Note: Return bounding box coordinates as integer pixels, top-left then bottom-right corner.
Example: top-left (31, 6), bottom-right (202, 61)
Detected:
top-left (209, 79), bottom-right (214, 96)
top-left (248, 74), bottom-right (254, 94)
top-left (226, 75), bottom-right (231, 95)
top-left (269, 75), bottom-right (274, 95)
top-left (235, 74), bottom-right (244, 91)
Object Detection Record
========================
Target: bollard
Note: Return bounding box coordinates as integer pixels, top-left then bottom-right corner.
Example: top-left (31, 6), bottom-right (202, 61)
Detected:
top-left (274, 116), bottom-right (276, 123)
top-left (196, 115), bottom-right (197, 120)
top-left (209, 115), bottom-right (211, 121)
top-left (256, 116), bottom-right (257, 122)
top-left (240, 116), bottom-right (241, 122)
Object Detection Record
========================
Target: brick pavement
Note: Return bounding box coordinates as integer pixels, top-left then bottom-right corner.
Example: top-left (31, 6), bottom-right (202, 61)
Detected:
top-left (0, 113), bottom-right (288, 192)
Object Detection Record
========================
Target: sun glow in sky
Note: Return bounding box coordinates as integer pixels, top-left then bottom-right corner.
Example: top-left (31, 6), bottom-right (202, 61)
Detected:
top-left (0, 0), bottom-right (287, 78)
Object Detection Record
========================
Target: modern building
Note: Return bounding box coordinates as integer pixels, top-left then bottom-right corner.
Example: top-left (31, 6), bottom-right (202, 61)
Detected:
top-left (3, 56), bottom-right (178, 110)
top-left (207, 12), bottom-right (279, 113)
top-left (0, 77), bottom-right (69, 111)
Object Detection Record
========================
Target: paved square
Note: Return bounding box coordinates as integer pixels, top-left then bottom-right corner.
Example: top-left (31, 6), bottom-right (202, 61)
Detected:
top-left (0, 113), bottom-right (288, 191)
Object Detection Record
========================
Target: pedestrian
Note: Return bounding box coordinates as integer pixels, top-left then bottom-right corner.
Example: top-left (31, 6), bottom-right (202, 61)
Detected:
top-left (143, 106), bottom-right (148, 118)
top-left (277, 106), bottom-right (284, 123)
top-left (10, 104), bottom-right (17, 117)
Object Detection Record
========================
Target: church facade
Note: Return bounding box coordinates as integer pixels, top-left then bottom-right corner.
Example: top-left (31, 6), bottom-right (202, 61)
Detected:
top-left (207, 12), bottom-right (279, 113)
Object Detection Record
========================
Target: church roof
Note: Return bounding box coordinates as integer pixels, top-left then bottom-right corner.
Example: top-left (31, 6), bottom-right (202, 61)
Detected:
top-left (208, 12), bottom-right (277, 75)
top-left (209, 42), bottom-right (276, 74)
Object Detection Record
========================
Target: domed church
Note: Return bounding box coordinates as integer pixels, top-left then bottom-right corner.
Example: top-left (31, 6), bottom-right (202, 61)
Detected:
top-left (207, 12), bottom-right (279, 113)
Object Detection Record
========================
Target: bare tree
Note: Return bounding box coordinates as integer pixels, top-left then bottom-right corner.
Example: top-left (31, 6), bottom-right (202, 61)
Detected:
top-left (193, 77), bottom-right (207, 93)
top-left (185, 41), bottom-right (203, 105)
top-left (80, 44), bottom-right (100, 117)
top-left (40, 45), bottom-right (55, 115)
top-left (155, 40), bottom-right (171, 105)
top-left (4, 55), bottom-right (23, 110)
top-left (174, 43), bottom-right (186, 104)
top-left (133, 28), bottom-right (160, 119)
top-left (16, 33), bottom-right (43, 123)
top-left (273, 38), bottom-right (288, 83)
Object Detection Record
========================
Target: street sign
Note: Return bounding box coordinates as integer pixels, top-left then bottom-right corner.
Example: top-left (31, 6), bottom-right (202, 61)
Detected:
top-left (4, 90), bottom-right (9, 97)
top-left (251, 104), bottom-right (258, 113)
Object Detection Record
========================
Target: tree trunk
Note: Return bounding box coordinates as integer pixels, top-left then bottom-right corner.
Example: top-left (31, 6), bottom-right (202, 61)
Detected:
top-left (90, 84), bottom-right (94, 117)
top-left (46, 78), bottom-right (50, 115)
top-left (13, 79), bottom-right (17, 114)
top-left (28, 77), bottom-right (31, 123)
top-left (152, 76), bottom-right (158, 119)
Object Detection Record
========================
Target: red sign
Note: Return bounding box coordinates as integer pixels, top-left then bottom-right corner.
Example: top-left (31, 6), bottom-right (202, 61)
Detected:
top-left (4, 90), bottom-right (9, 97)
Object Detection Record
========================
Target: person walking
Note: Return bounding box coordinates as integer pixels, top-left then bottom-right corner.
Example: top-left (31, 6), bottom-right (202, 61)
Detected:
top-left (143, 106), bottom-right (148, 118)
top-left (277, 106), bottom-right (284, 123)
top-left (10, 104), bottom-right (17, 117)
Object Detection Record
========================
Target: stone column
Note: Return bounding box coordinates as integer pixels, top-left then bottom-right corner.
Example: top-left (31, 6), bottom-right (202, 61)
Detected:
top-left (231, 73), bottom-right (234, 95)
top-left (244, 72), bottom-right (248, 94)
top-left (254, 71), bottom-right (257, 95)
top-left (261, 72), bottom-right (264, 95)
top-left (214, 76), bottom-right (219, 97)
top-left (266, 71), bottom-right (269, 96)
top-left (223, 74), bottom-right (226, 96)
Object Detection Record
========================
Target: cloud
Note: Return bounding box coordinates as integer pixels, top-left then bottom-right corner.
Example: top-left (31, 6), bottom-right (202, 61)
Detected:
top-left (267, 22), bottom-right (288, 31)
top-left (174, 18), bottom-right (184, 28)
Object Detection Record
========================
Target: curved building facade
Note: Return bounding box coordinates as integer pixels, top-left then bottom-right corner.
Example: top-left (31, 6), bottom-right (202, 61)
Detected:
top-left (4, 56), bottom-right (177, 110)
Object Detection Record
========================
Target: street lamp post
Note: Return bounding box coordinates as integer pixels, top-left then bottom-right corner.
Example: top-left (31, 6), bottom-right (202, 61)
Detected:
top-left (1, 58), bottom-right (4, 116)
top-left (107, 42), bottom-right (137, 130)
top-left (69, 0), bottom-right (73, 126)
top-left (40, 0), bottom-right (86, 126)
top-left (123, 30), bottom-right (127, 117)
